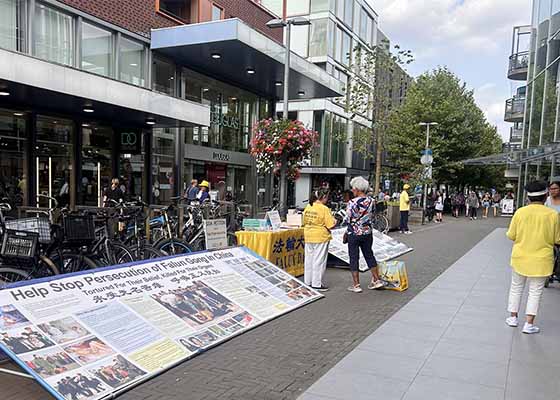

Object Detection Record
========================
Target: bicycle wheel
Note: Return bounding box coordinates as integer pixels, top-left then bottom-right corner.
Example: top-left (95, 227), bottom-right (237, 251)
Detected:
top-left (104, 242), bottom-right (135, 266)
top-left (137, 244), bottom-right (164, 260)
top-left (156, 238), bottom-right (193, 255)
top-left (32, 255), bottom-right (61, 278)
top-left (50, 253), bottom-right (98, 274)
top-left (0, 267), bottom-right (31, 288)
top-left (372, 214), bottom-right (389, 234)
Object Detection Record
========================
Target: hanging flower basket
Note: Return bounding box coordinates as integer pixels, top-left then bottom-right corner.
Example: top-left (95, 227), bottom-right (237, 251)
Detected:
top-left (250, 118), bottom-right (317, 181)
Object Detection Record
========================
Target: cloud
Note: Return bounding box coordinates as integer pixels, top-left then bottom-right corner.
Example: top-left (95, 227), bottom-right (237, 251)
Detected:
top-left (369, 0), bottom-right (532, 142)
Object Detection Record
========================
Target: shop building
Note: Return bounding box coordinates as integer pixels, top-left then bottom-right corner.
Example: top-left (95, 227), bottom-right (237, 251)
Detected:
top-left (259, 0), bottom-right (410, 207)
top-left (0, 0), bottom-right (342, 213)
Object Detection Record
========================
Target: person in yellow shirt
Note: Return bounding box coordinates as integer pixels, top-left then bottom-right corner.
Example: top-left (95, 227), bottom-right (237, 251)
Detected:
top-left (303, 189), bottom-right (336, 292)
top-left (506, 181), bottom-right (560, 334)
top-left (399, 184), bottom-right (412, 234)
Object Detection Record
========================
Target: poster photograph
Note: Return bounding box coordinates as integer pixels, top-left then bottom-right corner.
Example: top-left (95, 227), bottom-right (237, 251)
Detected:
top-left (0, 246), bottom-right (322, 400)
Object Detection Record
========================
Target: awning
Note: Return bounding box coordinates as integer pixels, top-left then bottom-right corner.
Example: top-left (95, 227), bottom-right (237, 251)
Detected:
top-left (0, 48), bottom-right (209, 128)
top-left (151, 19), bottom-right (344, 100)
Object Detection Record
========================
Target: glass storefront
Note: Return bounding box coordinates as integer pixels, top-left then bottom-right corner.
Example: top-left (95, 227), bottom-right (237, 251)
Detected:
top-left (80, 125), bottom-right (112, 206)
top-left (0, 108), bottom-right (27, 210)
top-left (152, 128), bottom-right (176, 205)
top-left (186, 160), bottom-right (251, 203)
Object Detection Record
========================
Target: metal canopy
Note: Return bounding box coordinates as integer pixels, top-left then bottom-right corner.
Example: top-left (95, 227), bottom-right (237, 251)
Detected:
top-left (151, 19), bottom-right (344, 100)
top-left (462, 143), bottom-right (560, 166)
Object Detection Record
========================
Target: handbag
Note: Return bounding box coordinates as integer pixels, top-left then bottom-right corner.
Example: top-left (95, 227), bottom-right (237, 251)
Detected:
top-left (342, 232), bottom-right (348, 244)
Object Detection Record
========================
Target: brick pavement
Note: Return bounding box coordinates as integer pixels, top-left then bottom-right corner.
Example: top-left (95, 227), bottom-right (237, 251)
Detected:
top-left (0, 217), bottom-right (509, 400)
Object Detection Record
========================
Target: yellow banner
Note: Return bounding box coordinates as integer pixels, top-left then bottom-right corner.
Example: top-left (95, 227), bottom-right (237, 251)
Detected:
top-left (236, 229), bottom-right (305, 277)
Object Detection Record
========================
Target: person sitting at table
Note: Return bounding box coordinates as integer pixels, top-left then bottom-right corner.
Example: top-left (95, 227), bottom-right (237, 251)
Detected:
top-left (302, 188), bottom-right (336, 292)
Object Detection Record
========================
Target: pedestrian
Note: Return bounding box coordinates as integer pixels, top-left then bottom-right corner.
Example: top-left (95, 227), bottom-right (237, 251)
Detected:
top-left (103, 178), bottom-right (124, 207)
top-left (344, 177), bottom-right (384, 293)
top-left (435, 191), bottom-right (444, 223)
top-left (506, 181), bottom-right (560, 334)
top-left (482, 192), bottom-right (491, 218)
top-left (467, 191), bottom-right (479, 220)
top-left (185, 179), bottom-right (199, 201)
top-left (399, 184), bottom-right (412, 234)
top-left (492, 191), bottom-right (502, 217)
top-left (302, 188), bottom-right (336, 292)
top-left (545, 181), bottom-right (560, 212)
top-left (197, 180), bottom-right (210, 202)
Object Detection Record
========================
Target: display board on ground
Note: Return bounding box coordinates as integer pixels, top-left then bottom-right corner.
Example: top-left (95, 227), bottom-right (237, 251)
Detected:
top-left (501, 199), bottom-right (514, 217)
top-left (0, 247), bottom-right (321, 400)
top-left (329, 228), bottom-right (413, 272)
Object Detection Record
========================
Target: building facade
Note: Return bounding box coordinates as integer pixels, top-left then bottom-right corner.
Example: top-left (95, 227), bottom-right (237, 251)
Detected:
top-left (0, 0), bottom-right (341, 212)
top-left (260, 0), bottom-right (410, 207)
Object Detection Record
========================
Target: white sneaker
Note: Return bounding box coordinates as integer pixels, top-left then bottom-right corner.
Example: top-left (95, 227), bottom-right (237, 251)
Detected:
top-left (347, 285), bottom-right (363, 293)
top-left (368, 280), bottom-right (385, 290)
top-left (506, 316), bottom-right (518, 327)
top-left (522, 322), bottom-right (540, 334)
top-left (404, 231), bottom-right (413, 235)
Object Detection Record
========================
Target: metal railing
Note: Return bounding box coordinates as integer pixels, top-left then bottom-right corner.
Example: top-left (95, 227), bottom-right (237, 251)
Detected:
top-left (504, 96), bottom-right (525, 122)
top-left (508, 51), bottom-right (529, 80)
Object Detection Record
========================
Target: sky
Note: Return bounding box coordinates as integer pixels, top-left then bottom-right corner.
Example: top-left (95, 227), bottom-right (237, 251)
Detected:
top-left (367, 0), bottom-right (533, 142)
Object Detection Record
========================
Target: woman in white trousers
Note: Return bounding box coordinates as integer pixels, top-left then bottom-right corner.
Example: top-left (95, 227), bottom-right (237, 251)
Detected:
top-left (303, 189), bottom-right (336, 292)
top-left (506, 181), bottom-right (560, 334)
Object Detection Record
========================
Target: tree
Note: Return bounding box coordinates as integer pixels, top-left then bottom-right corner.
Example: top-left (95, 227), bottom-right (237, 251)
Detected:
top-left (341, 40), bottom-right (413, 193)
top-left (385, 67), bottom-right (504, 189)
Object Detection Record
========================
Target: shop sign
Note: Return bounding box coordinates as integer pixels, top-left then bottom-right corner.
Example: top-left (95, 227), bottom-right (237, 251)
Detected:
top-left (210, 110), bottom-right (240, 129)
top-left (119, 130), bottom-right (142, 154)
top-left (212, 151), bottom-right (230, 162)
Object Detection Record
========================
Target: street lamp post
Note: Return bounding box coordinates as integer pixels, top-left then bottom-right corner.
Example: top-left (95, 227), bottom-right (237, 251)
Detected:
top-left (419, 122), bottom-right (438, 224)
top-left (266, 16), bottom-right (311, 219)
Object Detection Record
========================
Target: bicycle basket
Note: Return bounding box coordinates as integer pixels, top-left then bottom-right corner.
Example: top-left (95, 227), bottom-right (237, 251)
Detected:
top-left (5, 217), bottom-right (51, 244)
top-left (63, 214), bottom-right (96, 245)
top-left (1, 230), bottom-right (38, 260)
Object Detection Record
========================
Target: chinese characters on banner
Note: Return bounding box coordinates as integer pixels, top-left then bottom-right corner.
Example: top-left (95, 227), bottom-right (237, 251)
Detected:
top-left (235, 229), bottom-right (305, 276)
top-left (0, 247), bottom-right (320, 400)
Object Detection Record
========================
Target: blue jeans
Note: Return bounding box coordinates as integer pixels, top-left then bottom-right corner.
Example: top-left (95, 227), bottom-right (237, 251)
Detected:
top-left (347, 233), bottom-right (377, 272)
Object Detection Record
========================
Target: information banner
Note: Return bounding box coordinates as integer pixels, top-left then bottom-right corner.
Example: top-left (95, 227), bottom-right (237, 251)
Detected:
top-left (501, 199), bottom-right (514, 216)
top-left (329, 228), bottom-right (413, 272)
top-left (0, 247), bottom-right (321, 400)
top-left (203, 219), bottom-right (227, 250)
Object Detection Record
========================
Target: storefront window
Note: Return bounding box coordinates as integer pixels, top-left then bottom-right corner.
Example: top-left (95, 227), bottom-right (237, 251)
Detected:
top-left (81, 22), bottom-right (113, 77)
top-left (80, 125), bottom-right (113, 206)
top-left (119, 37), bottom-right (145, 86)
top-left (153, 57), bottom-right (176, 96)
top-left (309, 18), bottom-right (328, 57)
top-left (0, 0), bottom-right (25, 52)
top-left (119, 132), bottom-right (145, 202)
top-left (152, 128), bottom-right (175, 204)
top-left (36, 116), bottom-right (73, 208)
top-left (0, 108), bottom-right (28, 209)
top-left (34, 3), bottom-right (74, 66)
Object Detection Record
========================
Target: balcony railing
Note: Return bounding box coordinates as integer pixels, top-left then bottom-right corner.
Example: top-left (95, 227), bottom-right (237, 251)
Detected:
top-left (504, 96), bottom-right (525, 122)
top-left (508, 51), bottom-right (529, 80)
top-left (510, 126), bottom-right (523, 143)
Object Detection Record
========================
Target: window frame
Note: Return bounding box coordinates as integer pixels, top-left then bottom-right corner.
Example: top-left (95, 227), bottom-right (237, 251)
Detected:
top-left (156, 0), bottom-right (192, 24)
top-left (80, 20), bottom-right (115, 78)
top-left (211, 2), bottom-right (224, 21)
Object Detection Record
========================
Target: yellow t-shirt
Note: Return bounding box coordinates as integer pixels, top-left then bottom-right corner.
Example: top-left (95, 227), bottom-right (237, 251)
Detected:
top-left (303, 202), bottom-right (336, 243)
top-left (400, 191), bottom-right (410, 211)
top-left (506, 204), bottom-right (560, 277)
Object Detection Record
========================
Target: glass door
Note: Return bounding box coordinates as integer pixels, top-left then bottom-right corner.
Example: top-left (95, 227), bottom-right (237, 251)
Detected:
top-left (36, 116), bottom-right (73, 208)
top-left (80, 125), bottom-right (113, 207)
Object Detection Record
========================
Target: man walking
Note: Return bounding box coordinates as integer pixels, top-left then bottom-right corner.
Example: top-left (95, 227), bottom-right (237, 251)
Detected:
top-left (400, 184), bottom-right (412, 235)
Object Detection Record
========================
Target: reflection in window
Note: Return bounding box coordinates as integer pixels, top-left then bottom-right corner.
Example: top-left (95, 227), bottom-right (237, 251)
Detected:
top-left (309, 18), bottom-right (328, 57)
top-left (152, 128), bottom-right (176, 204)
top-left (341, 30), bottom-right (351, 66)
top-left (290, 24), bottom-right (309, 57)
top-left (34, 3), bottom-right (74, 66)
top-left (81, 22), bottom-right (113, 77)
top-left (344, 0), bottom-right (353, 27)
top-left (80, 125), bottom-right (113, 206)
top-left (153, 57), bottom-right (176, 96)
top-left (0, 0), bottom-right (26, 52)
top-left (119, 37), bottom-right (144, 86)
top-left (0, 108), bottom-right (27, 209)
top-left (212, 4), bottom-right (222, 21)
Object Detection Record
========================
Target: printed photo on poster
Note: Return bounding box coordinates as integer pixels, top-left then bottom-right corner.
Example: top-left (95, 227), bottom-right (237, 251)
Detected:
top-left (152, 281), bottom-right (240, 328)
top-left (38, 317), bottom-right (91, 345)
top-left (48, 370), bottom-right (110, 400)
top-left (1, 325), bottom-right (55, 354)
top-left (63, 336), bottom-right (115, 364)
top-left (178, 329), bottom-right (221, 353)
top-left (231, 311), bottom-right (258, 328)
top-left (87, 355), bottom-right (146, 388)
top-left (20, 347), bottom-right (81, 378)
top-left (0, 304), bottom-right (29, 330)
top-left (287, 287), bottom-right (315, 301)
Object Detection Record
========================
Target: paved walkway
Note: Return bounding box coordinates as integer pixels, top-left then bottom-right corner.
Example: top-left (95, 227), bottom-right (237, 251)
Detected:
top-left (299, 228), bottom-right (560, 400)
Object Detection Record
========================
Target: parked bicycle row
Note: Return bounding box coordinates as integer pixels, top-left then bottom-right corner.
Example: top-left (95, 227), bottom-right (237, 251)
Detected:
top-left (0, 195), bottom-right (247, 287)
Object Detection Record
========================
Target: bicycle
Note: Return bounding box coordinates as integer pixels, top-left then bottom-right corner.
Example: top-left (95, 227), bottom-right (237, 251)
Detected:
top-left (149, 197), bottom-right (193, 255)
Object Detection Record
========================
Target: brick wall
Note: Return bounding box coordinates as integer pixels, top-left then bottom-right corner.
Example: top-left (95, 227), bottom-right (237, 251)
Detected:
top-left (59, 0), bottom-right (282, 42)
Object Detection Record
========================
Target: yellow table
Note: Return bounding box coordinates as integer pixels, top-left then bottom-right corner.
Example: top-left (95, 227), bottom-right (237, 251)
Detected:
top-left (236, 229), bottom-right (305, 277)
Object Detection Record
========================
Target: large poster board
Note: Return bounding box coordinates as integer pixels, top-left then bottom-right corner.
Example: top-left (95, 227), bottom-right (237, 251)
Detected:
top-left (0, 247), bottom-right (321, 400)
top-left (329, 228), bottom-right (413, 272)
top-left (501, 199), bottom-right (514, 216)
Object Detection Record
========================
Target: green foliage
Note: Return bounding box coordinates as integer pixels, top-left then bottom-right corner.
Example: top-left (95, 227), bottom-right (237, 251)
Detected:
top-left (385, 67), bottom-right (504, 188)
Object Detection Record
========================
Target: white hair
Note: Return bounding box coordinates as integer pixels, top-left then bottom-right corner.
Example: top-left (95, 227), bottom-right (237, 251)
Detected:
top-left (350, 176), bottom-right (370, 192)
